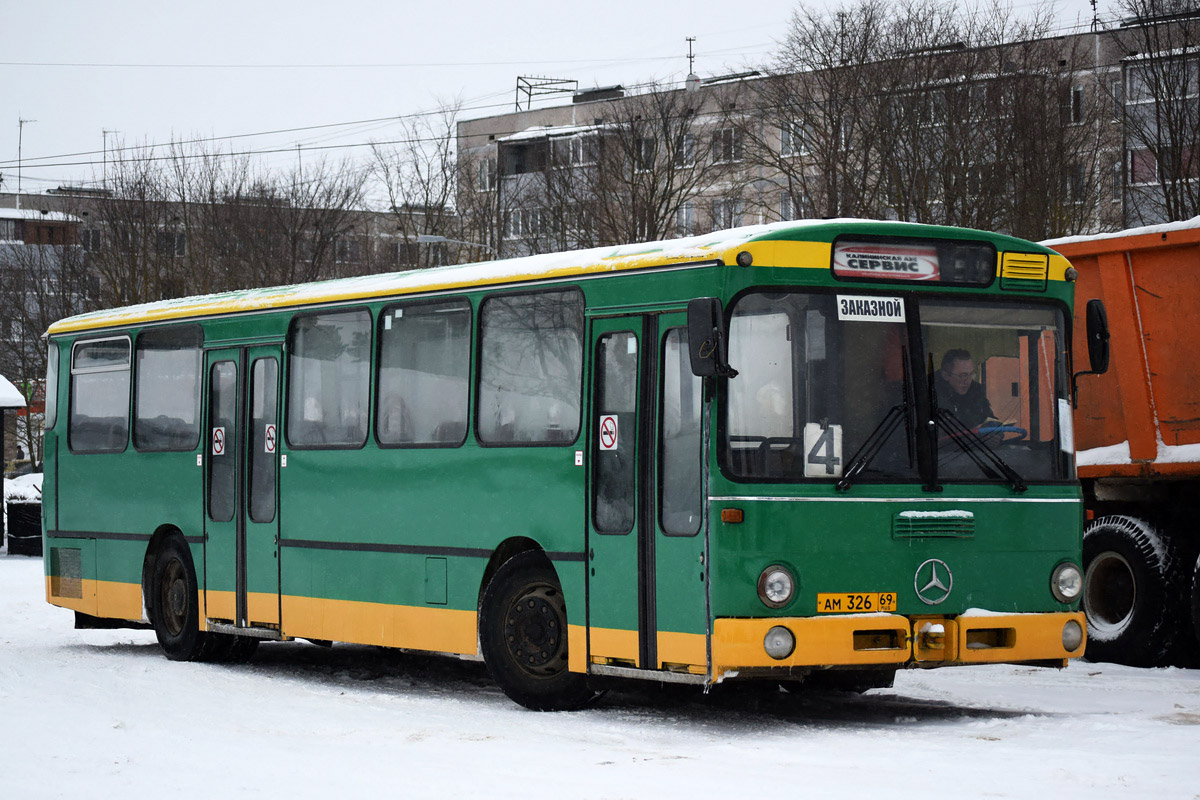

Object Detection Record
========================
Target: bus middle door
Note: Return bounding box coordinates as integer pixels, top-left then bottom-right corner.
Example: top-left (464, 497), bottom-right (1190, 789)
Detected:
top-left (586, 312), bottom-right (708, 676)
top-left (204, 345), bottom-right (282, 631)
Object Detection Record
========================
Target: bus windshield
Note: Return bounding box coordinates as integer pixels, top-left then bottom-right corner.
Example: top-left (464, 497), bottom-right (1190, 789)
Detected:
top-left (723, 290), bottom-right (1070, 485)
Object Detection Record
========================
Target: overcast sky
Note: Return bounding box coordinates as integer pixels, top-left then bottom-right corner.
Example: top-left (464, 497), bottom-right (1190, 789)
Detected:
top-left (1, 0), bottom-right (1107, 196)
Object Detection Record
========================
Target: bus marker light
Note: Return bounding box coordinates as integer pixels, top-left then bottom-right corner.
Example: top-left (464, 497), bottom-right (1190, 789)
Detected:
top-left (720, 508), bottom-right (744, 524)
top-left (764, 626), bottom-right (795, 659)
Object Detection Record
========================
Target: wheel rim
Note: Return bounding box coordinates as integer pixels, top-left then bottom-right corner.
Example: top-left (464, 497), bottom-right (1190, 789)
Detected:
top-left (159, 557), bottom-right (189, 637)
top-left (503, 583), bottom-right (567, 679)
top-left (1084, 550), bottom-right (1136, 635)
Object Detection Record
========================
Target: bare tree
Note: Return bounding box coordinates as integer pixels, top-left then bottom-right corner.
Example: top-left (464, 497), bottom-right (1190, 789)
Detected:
top-left (0, 241), bottom-right (96, 464)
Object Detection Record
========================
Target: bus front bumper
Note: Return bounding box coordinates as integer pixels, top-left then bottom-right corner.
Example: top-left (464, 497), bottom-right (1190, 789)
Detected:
top-left (710, 611), bottom-right (1085, 681)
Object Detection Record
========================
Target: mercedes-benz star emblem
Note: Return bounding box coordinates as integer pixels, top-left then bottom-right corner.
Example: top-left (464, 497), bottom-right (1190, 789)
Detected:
top-left (914, 558), bottom-right (953, 605)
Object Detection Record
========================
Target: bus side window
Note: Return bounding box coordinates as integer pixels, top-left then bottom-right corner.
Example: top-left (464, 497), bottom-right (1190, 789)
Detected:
top-left (377, 299), bottom-right (471, 447)
top-left (287, 309), bottom-right (371, 448)
top-left (134, 326), bottom-right (202, 452)
top-left (477, 289), bottom-right (584, 445)
top-left (661, 328), bottom-right (702, 536)
top-left (69, 336), bottom-right (131, 453)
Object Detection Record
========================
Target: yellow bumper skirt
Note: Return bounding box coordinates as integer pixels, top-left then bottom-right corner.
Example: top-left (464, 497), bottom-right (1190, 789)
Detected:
top-left (711, 611), bottom-right (1085, 680)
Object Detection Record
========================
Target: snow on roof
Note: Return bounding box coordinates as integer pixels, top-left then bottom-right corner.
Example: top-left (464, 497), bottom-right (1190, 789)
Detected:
top-left (0, 208), bottom-right (81, 223)
top-left (496, 123), bottom-right (603, 143)
top-left (1042, 216), bottom-right (1200, 248)
top-left (46, 217), bottom-right (1035, 336)
top-left (0, 374), bottom-right (25, 408)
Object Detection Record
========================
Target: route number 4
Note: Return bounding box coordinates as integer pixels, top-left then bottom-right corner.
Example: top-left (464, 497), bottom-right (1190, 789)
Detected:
top-left (803, 423), bottom-right (843, 478)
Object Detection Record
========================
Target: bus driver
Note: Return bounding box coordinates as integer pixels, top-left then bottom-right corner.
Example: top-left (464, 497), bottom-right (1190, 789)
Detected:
top-left (934, 348), bottom-right (995, 429)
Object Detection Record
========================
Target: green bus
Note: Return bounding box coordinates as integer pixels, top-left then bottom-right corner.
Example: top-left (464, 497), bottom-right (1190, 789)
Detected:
top-left (42, 220), bottom-right (1096, 710)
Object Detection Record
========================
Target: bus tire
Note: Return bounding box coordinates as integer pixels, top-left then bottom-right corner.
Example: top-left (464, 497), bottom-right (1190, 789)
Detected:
top-left (149, 537), bottom-right (210, 662)
top-left (479, 551), bottom-right (594, 711)
top-left (1082, 516), bottom-right (1174, 666)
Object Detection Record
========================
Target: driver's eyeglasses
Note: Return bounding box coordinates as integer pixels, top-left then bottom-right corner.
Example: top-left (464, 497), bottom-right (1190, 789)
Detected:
top-left (947, 371), bottom-right (974, 380)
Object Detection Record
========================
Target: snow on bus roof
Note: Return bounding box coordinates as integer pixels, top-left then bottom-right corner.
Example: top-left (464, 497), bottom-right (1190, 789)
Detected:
top-left (46, 217), bottom-right (1011, 336)
top-left (1042, 215), bottom-right (1200, 248)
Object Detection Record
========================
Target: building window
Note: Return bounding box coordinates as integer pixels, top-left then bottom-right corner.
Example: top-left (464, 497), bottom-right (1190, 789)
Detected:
top-left (335, 236), bottom-right (361, 263)
top-left (1111, 160), bottom-right (1123, 202)
top-left (711, 127), bottom-right (743, 163)
top-left (780, 122), bottom-right (810, 157)
top-left (503, 208), bottom-right (544, 240)
top-left (711, 198), bottom-right (743, 230)
top-left (675, 203), bottom-right (696, 236)
top-left (552, 134), bottom-right (597, 167)
top-left (674, 133), bottom-right (697, 167)
top-left (80, 228), bottom-right (103, 252)
top-left (1069, 85), bottom-right (1085, 124)
top-left (779, 191), bottom-right (807, 221)
top-left (155, 230), bottom-right (186, 257)
top-left (1066, 162), bottom-right (1087, 203)
top-left (0, 219), bottom-right (18, 241)
top-left (1129, 148), bottom-right (1158, 185)
top-left (477, 289), bottom-right (584, 445)
top-left (636, 136), bottom-right (655, 172)
top-left (477, 156), bottom-right (496, 192)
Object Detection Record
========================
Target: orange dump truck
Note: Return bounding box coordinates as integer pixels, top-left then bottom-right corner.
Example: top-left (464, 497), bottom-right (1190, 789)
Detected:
top-left (1049, 218), bottom-right (1200, 667)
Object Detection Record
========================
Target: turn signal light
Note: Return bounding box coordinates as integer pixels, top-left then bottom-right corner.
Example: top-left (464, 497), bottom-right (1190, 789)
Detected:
top-left (721, 508), bottom-right (744, 524)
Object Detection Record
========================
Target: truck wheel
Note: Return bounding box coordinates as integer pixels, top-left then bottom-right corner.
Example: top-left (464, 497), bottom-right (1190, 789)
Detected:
top-left (479, 551), bottom-right (595, 711)
top-left (1191, 553), bottom-right (1200, 655)
top-left (1082, 516), bottom-right (1175, 666)
top-left (150, 538), bottom-right (211, 661)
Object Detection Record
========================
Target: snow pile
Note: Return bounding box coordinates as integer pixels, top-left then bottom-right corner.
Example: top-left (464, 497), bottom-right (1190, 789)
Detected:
top-left (1077, 440), bottom-right (1132, 466)
top-left (4, 472), bottom-right (42, 503)
top-left (1043, 215), bottom-right (1200, 248)
top-left (0, 374), bottom-right (24, 408)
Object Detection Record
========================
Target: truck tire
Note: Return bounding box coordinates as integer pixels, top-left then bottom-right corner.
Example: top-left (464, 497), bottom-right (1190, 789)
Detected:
top-left (1082, 516), bottom-right (1174, 666)
top-left (1191, 553), bottom-right (1200, 656)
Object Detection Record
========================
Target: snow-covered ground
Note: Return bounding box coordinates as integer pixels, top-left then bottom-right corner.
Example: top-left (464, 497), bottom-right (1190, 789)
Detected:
top-left (1, 555), bottom-right (1197, 799)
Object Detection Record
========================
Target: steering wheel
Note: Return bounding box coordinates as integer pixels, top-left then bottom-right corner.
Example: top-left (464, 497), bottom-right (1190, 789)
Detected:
top-left (976, 424), bottom-right (1028, 442)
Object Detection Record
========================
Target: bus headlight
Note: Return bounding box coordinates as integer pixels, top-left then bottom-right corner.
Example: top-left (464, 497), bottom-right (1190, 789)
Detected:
top-left (1051, 562), bottom-right (1083, 603)
top-left (764, 626), bottom-right (795, 659)
top-left (758, 565), bottom-right (795, 609)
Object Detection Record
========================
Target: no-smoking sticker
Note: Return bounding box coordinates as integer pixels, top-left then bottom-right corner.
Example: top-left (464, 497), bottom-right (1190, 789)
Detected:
top-left (211, 426), bottom-right (226, 456)
top-left (264, 424), bottom-right (277, 454)
top-left (598, 414), bottom-right (619, 451)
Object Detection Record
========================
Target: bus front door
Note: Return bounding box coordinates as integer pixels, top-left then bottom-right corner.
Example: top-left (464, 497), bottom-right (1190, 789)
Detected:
top-left (586, 312), bottom-right (708, 675)
top-left (204, 346), bottom-right (282, 631)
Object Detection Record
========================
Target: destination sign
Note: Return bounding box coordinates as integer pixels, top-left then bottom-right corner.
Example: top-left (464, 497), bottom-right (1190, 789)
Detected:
top-left (834, 242), bottom-right (940, 281)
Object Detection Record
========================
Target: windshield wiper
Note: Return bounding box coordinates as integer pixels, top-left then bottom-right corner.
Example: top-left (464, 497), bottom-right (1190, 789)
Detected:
top-left (935, 409), bottom-right (1027, 493)
top-left (836, 403), bottom-right (910, 491)
top-left (838, 347), bottom-right (915, 492)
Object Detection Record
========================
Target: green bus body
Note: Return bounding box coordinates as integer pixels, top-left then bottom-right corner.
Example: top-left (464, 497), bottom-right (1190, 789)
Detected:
top-left (42, 220), bottom-right (1087, 708)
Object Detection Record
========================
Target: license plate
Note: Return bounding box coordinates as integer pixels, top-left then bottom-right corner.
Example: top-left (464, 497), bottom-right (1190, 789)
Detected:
top-left (817, 592), bottom-right (897, 613)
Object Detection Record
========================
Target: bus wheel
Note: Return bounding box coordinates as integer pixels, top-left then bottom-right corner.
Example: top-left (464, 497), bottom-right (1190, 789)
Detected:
top-left (150, 538), bottom-right (209, 661)
top-left (479, 551), bottom-right (595, 711)
top-left (1082, 516), bottom-right (1174, 667)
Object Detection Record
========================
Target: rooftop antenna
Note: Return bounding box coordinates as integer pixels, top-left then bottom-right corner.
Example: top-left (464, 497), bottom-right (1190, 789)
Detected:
top-left (1090, 0), bottom-right (1099, 31)
top-left (685, 37), bottom-right (700, 92)
top-left (17, 118), bottom-right (36, 210)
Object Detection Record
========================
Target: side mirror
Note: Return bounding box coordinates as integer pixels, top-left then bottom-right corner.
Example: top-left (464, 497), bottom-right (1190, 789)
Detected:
top-left (687, 297), bottom-right (738, 378)
top-left (1085, 299), bottom-right (1110, 375)
top-left (1072, 298), bottom-right (1110, 407)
